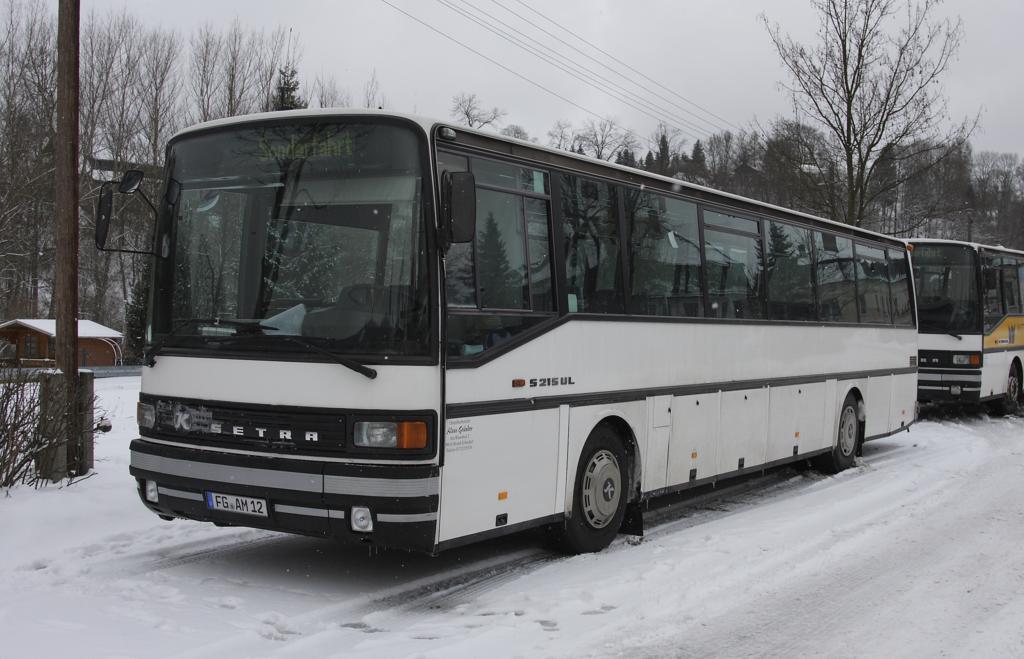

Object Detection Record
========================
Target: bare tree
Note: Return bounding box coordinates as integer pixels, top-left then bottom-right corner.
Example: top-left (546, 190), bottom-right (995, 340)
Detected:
top-left (219, 19), bottom-right (256, 117)
top-left (577, 119), bottom-right (635, 161)
top-left (763, 0), bottom-right (973, 227)
top-left (499, 124), bottom-right (534, 142)
top-left (311, 74), bottom-right (351, 108)
top-left (137, 26), bottom-right (181, 166)
top-left (0, 0), bottom-right (57, 319)
top-left (547, 120), bottom-right (580, 152)
top-left (252, 26), bottom-right (285, 112)
top-left (360, 68), bottom-right (390, 109)
top-left (188, 23), bottom-right (221, 122)
top-left (449, 92), bottom-right (505, 129)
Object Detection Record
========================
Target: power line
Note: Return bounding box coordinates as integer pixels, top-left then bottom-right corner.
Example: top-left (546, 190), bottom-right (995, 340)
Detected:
top-left (485, 0), bottom-right (730, 135)
top-left (377, 0), bottom-right (638, 146)
top-left (437, 0), bottom-right (708, 143)
top-left (448, 0), bottom-right (717, 140)
top-left (509, 0), bottom-right (741, 132)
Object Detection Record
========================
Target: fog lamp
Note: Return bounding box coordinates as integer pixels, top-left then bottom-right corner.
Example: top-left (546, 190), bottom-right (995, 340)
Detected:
top-left (145, 480), bottom-right (159, 503)
top-left (351, 506), bottom-right (373, 532)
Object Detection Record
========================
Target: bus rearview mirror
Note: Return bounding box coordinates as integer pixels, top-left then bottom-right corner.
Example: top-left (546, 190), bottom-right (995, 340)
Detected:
top-left (118, 169), bottom-right (145, 194)
top-left (445, 171), bottom-right (476, 245)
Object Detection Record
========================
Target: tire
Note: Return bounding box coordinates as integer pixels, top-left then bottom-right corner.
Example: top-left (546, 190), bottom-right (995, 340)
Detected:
top-left (814, 393), bottom-right (861, 474)
top-left (992, 363), bottom-right (1022, 416)
top-left (555, 424), bottom-right (629, 554)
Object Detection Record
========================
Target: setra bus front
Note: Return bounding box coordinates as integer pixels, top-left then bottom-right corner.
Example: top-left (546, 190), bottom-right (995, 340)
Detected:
top-left (910, 240), bottom-right (985, 403)
top-left (106, 113), bottom-right (446, 553)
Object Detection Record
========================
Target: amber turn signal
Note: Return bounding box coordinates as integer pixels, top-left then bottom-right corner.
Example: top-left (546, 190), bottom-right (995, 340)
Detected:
top-left (396, 421), bottom-right (428, 449)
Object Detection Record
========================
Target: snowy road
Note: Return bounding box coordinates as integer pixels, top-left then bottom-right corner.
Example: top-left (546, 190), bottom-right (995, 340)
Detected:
top-left (2, 378), bottom-right (1024, 658)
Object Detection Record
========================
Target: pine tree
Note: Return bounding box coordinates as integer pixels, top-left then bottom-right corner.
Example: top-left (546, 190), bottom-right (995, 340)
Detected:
top-left (690, 140), bottom-right (708, 183)
top-left (615, 148), bottom-right (637, 168)
top-left (476, 214), bottom-right (522, 309)
top-left (656, 133), bottom-right (671, 175)
top-left (273, 66), bottom-right (307, 111)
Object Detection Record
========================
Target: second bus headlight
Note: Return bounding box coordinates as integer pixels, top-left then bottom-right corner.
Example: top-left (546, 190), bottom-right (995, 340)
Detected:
top-left (353, 421), bottom-right (428, 449)
top-left (952, 354), bottom-right (980, 366)
top-left (137, 402), bottom-right (156, 429)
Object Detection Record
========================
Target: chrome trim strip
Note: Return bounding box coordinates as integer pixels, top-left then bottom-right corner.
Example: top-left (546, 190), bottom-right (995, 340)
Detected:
top-left (323, 475), bottom-right (439, 497)
top-left (136, 436), bottom-right (438, 466)
top-left (376, 512), bottom-right (438, 523)
top-left (132, 451), bottom-right (322, 492)
top-left (918, 373), bottom-right (982, 383)
top-left (156, 486), bottom-right (204, 501)
top-left (274, 504), bottom-right (335, 518)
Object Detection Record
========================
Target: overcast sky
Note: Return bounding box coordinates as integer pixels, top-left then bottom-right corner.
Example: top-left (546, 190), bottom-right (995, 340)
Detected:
top-left (84, 0), bottom-right (1024, 156)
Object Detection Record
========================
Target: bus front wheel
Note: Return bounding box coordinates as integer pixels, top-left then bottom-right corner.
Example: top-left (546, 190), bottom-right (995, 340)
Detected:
top-left (814, 393), bottom-right (860, 474)
top-left (556, 425), bottom-right (629, 554)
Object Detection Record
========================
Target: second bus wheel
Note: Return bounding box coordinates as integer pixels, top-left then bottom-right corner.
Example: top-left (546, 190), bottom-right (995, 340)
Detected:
top-left (990, 362), bottom-right (1022, 416)
top-left (814, 393), bottom-right (861, 474)
top-left (556, 425), bottom-right (629, 554)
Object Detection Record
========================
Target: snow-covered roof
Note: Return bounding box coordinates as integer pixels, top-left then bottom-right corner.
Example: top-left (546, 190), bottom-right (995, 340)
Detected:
top-left (907, 238), bottom-right (1024, 258)
top-left (0, 319), bottom-right (122, 339)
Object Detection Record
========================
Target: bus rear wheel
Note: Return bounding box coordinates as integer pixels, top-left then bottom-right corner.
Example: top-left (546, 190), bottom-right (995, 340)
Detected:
top-left (992, 363), bottom-right (1022, 416)
top-left (556, 425), bottom-right (629, 554)
top-left (814, 393), bottom-right (860, 474)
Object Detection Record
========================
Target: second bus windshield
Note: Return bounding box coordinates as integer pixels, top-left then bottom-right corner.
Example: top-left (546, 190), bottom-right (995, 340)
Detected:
top-left (912, 244), bottom-right (980, 335)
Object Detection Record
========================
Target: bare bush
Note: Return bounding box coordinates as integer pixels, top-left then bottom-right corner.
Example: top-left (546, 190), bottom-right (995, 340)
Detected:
top-left (0, 368), bottom-right (93, 488)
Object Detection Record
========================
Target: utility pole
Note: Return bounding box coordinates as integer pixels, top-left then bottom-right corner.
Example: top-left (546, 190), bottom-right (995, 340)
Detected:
top-left (54, 0), bottom-right (81, 472)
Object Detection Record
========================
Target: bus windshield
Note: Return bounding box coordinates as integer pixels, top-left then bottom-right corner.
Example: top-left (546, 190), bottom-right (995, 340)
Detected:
top-left (912, 243), bottom-right (980, 335)
top-left (150, 120), bottom-right (431, 359)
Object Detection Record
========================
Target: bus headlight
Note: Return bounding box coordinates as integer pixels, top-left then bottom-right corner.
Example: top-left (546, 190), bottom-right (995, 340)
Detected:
top-left (952, 354), bottom-right (980, 366)
top-left (137, 402), bottom-right (156, 429)
top-left (353, 421), bottom-right (428, 449)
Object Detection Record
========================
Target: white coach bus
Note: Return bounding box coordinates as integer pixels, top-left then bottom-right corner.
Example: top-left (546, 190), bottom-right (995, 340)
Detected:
top-left (96, 110), bottom-right (918, 554)
top-left (909, 239), bottom-right (1024, 413)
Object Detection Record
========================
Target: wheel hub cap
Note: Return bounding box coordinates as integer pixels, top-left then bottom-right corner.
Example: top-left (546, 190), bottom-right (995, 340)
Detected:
top-left (839, 406), bottom-right (858, 457)
top-left (582, 450), bottom-right (621, 529)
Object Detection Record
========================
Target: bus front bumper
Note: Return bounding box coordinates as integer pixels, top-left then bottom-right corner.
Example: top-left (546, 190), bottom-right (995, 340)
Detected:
top-left (917, 368), bottom-right (982, 403)
top-left (129, 439), bottom-right (439, 553)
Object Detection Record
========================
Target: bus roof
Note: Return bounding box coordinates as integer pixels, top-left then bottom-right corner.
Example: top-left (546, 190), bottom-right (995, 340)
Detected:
top-left (908, 238), bottom-right (1024, 258)
top-left (171, 108), bottom-right (907, 248)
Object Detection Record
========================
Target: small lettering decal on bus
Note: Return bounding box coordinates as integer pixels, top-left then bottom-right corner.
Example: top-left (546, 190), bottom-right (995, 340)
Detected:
top-left (445, 419), bottom-right (475, 453)
top-left (528, 376), bottom-right (576, 388)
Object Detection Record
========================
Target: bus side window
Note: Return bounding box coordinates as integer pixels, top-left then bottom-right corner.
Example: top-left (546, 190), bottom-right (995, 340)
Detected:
top-left (886, 248), bottom-right (914, 327)
top-left (854, 243), bottom-right (890, 324)
top-left (1000, 257), bottom-right (1021, 314)
top-left (444, 155), bottom-right (556, 358)
top-left (1019, 259), bottom-right (1024, 310)
top-left (982, 254), bottom-right (1003, 330)
top-left (766, 221), bottom-right (815, 321)
top-left (560, 174), bottom-right (625, 314)
top-left (814, 232), bottom-right (858, 323)
top-left (627, 190), bottom-right (703, 317)
top-left (702, 210), bottom-right (764, 320)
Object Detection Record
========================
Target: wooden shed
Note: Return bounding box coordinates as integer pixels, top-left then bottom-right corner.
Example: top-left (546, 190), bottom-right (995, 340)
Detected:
top-left (0, 319), bottom-right (123, 367)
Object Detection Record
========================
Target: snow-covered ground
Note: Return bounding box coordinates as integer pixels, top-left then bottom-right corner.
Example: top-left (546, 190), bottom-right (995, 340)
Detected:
top-left (2, 377), bottom-right (1024, 658)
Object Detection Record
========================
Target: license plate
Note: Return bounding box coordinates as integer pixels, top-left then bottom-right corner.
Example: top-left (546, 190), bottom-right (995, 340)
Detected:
top-left (206, 492), bottom-right (268, 517)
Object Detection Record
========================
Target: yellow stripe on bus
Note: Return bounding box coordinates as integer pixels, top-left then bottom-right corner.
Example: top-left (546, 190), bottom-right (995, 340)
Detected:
top-left (984, 314), bottom-right (1024, 350)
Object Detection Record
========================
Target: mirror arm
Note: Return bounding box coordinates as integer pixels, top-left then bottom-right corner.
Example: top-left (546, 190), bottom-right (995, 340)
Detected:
top-left (136, 188), bottom-right (159, 220)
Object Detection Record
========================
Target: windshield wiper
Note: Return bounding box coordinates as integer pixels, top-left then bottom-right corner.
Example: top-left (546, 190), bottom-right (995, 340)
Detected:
top-left (277, 335), bottom-right (377, 380)
top-left (144, 318), bottom-right (277, 367)
top-left (947, 332), bottom-right (963, 341)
